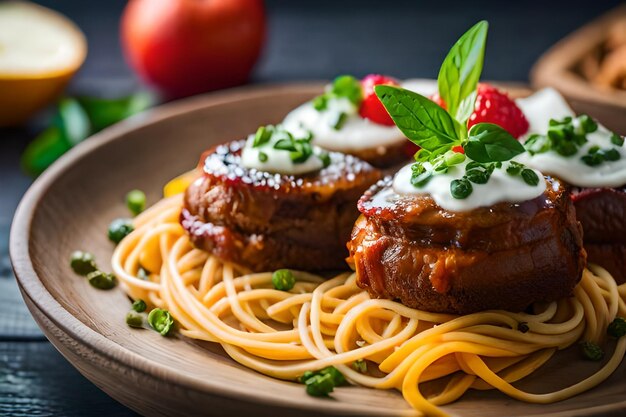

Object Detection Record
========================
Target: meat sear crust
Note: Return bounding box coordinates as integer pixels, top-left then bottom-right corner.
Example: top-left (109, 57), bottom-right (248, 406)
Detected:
top-left (182, 140), bottom-right (382, 272)
top-left (347, 177), bottom-right (586, 314)
top-left (572, 187), bottom-right (626, 283)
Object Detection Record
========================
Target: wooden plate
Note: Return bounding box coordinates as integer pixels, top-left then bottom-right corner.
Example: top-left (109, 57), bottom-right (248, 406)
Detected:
top-left (10, 83), bottom-right (626, 417)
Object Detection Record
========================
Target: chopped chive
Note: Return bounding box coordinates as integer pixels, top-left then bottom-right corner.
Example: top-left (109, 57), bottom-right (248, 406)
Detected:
top-left (450, 178), bottom-right (472, 199)
top-left (331, 112), bottom-right (348, 130)
top-left (87, 270), bottom-right (117, 290)
top-left (108, 218), bottom-right (134, 244)
top-left (70, 250), bottom-right (97, 276)
top-left (132, 299), bottom-right (147, 313)
top-left (607, 317), bottom-right (626, 338)
top-left (258, 151), bottom-right (268, 162)
top-left (126, 311), bottom-right (144, 328)
top-left (521, 169), bottom-right (539, 186)
top-left (580, 341), bottom-right (604, 361)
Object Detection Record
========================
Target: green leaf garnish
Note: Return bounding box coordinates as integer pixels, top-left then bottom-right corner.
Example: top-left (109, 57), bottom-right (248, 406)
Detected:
top-left (329, 75), bottom-right (363, 107)
top-left (312, 75), bottom-right (363, 113)
top-left (465, 123), bottom-right (525, 163)
top-left (375, 85), bottom-right (461, 151)
top-left (437, 20), bottom-right (488, 123)
top-left (21, 93), bottom-right (153, 177)
top-left (253, 125), bottom-right (273, 147)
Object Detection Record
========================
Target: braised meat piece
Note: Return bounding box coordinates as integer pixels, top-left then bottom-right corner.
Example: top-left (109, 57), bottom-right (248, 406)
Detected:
top-left (181, 140), bottom-right (382, 272)
top-left (347, 177), bottom-right (586, 314)
top-left (572, 187), bottom-right (626, 283)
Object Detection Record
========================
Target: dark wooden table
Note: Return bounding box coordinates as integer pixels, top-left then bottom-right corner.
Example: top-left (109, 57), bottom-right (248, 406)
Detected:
top-left (1, 0), bottom-right (621, 415)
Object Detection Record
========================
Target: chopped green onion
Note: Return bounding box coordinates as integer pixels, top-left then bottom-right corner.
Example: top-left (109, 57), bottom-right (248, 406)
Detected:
top-left (258, 151), bottom-right (268, 162)
top-left (607, 317), bottom-right (626, 338)
top-left (148, 308), bottom-right (174, 336)
top-left (578, 115), bottom-right (598, 133)
top-left (330, 112), bottom-right (348, 130)
top-left (465, 168), bottom-right (490, 184)
top-left (521, 169), bottom-right (539, 186)
top-left (450, 178), bottom-right (472, 199)
top-left (305, 373), bottom-right (335, 397)
top-left (126, 311), bottom-right (144, 328)
top-left (86, 270), bottom-right (117, 290)
top-left (580, 341), bottom-right (604, 361)
top-left (602, 148), bottom-right (620, 161)
top-left (611, 133), bottom-right (624, 147)
top-left (319, 152), bottom-right (331, 168)
top-left (352, 359), bottom-right (367, 373)
top-left (132, 299), bottom-right (147, 313)
top-left (108, 218), bottom-right (134, 244)
top-left (272, 269), bottom-right (295, 291)
top-left (300, 366), bottom-right (346, 397)
top-left (312, 95), bottom-right (328, 111)
top-left (70, 250), bottom-right (97, 276)
top-left (126, 189), bottom-right (146, 216)
top-left (253, 125), bottom-right (273, 147)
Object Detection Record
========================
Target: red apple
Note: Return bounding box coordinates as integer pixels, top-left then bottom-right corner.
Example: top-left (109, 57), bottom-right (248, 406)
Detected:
top-left (121, 0), bottom-right (266, 98)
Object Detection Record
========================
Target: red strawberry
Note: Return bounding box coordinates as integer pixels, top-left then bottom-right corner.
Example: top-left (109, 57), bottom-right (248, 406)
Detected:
top-left (359, 74), bottom-right (399, 126)
top-left (467, 83), bottom-right (529, 138)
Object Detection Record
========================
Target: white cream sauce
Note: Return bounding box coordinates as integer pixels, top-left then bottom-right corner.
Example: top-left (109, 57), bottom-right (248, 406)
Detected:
top-left (240, 133), bottom-right (325, 175)
top-left (281, 79), bottom-right (437, 152)
top-left (391, 161), bottom-right (546, 212)
top-left (515, 88), bottom-right (626, 188)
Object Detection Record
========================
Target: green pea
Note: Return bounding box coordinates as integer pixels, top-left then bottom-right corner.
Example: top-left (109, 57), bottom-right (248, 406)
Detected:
top-left (70, 250), bottom-right (97, 276)
top-left (305, 373), bottom-right (335, 397)
top-left (132, 299), bottom-right (147, 313)
top-left (126, 189), bottom-right (146, 216)
top-left (87, 270), bottom-right (116, 290)
top-left (126, 311), bottom-right (144, 328)
top-left (272, 269), bottom-right (296, 291)
top-left (108, 218), bottom-right (134, 244)
top-left (148, 308), bottom-right (174, 336)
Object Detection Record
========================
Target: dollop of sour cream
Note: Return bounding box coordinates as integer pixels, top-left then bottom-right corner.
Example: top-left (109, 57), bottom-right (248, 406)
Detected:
top-left (282, 79), bottom-right (436, 152)
top-left (392, 161), bottom-right (546, 212)
top-left (515, 88), bottom-right (626, 188)
top-left (240, 132), bottom-right (325, 175)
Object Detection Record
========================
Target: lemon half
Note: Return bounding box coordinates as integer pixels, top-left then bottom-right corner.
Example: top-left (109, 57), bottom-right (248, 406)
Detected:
top-left (0, 1), bottom-right (87, 126)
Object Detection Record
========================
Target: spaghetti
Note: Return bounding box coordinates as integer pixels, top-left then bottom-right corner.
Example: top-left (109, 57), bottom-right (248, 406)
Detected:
top-left (112, 194), bottom-right (626, 417)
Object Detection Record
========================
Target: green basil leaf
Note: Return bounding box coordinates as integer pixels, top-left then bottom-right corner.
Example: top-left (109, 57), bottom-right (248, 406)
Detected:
top-left (77, 92), bottom-right (153, 132)
top-left (55, 97), bottom-right (91, 146)
top-left (465, 123), bottom-right (524, 163)
top-left (20, 126), bottom-right (72, 177)
top-left (437, 20), bottom-right (488, 123)
top-left (375, 85), bottom-right (460, 151)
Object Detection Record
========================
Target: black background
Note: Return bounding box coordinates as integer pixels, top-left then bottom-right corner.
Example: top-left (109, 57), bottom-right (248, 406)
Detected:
top-left (1, 1), bottom-right (622, 415)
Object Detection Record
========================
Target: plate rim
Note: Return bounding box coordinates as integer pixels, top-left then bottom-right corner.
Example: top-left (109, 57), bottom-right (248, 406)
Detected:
top-left (9, 82), bottom-right (626, 417)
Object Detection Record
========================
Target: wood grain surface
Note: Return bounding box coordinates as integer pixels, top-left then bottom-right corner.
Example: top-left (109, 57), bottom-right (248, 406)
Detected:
top-left (10, 83), bottom-right (626, 417)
